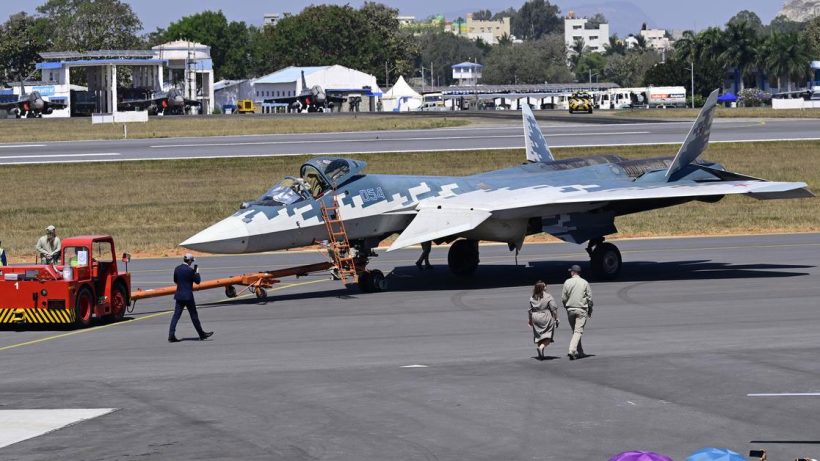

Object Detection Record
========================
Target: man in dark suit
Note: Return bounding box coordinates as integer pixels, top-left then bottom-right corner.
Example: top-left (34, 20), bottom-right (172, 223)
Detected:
top-left (168, 253), bottom-right (213, 343)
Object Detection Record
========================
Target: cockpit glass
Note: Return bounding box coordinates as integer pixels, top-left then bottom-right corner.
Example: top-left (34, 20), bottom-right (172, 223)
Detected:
top-left (324, 159), bottom-right (350, 182)
top-left (252, 177), bottom-right (307, 206)
top-left (301, 165), bottom-right (329, 197)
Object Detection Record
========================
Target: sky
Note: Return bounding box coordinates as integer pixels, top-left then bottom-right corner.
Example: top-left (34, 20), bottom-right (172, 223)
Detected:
top-left (1, 1), bottom-right (784, 36)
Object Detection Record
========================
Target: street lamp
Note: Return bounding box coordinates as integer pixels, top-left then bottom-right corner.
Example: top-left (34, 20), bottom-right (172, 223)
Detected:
top-left (588, 70), bottom-right (599, 84)
top-left (685, 61), bottom-right (695, 109)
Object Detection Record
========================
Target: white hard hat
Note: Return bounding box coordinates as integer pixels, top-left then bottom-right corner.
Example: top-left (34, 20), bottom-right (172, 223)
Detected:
top-left (46, 225), bottom-right (56, 232)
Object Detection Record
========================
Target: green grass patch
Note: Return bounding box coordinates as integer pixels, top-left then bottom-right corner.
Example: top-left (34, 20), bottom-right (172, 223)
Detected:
top-left (0, 115), bottom-right (467, 143)
top-left (613, 107), bottom-right (820, 119)
top-left (0, 141), bottom-right (816, 262)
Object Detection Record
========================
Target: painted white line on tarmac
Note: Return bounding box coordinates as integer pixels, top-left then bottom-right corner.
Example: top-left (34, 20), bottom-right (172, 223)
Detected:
top-left (0, 409), bottom-right (116, 449)
top-left (400, 364), bottom-right (429, 368)
top-left (150, 132), bottom-right (651, 149)
top-left (0, 152), bottom-right (120, 160)
top-left (0, 144), bottom-right (46, 149)
top-left (747, 393), bottom-right (820, 397)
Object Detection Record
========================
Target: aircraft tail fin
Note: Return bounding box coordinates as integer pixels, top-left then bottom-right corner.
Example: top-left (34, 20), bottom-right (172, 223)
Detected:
top-left (522, 104), bottom-right (554, 163)
top-left (301, 70), bottom-right (308, 91)
top-left (665, 89), bottom-right (720, 181)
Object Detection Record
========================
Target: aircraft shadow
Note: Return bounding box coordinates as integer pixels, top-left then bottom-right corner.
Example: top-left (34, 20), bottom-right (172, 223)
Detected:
top-left (197, 258), bottom-right (812, 307)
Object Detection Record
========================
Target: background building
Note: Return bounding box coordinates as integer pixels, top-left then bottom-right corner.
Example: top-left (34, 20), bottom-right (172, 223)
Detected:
top-left (451, 62), bottom-right (483, 86)
top-left (640, 27), bottom-right (672, 51)
top-left (564, 11), bottom-right (609, 53)
top-left (465, 13), bottom-right (511, 44)
top-left (152, 40), bottom-right (215, 114)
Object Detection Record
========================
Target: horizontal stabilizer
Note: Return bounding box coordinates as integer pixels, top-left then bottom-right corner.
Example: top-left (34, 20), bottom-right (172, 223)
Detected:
top-left (522, 104), bottom-right (554, 163)
top-left (666, 89), bottom-right (719, 181)
top-left (387, 208), bottom-right (491, 251)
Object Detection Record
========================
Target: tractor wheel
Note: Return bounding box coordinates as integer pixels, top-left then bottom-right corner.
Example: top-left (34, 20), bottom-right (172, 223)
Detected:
top-left (255, 287), bottom-right (268, 300)
top-left (74, 287), bottom-right (94, 328)
top-left (111, 283), bottom-right (128, 322)
top-left (225, 285), bottom-right (237, 298)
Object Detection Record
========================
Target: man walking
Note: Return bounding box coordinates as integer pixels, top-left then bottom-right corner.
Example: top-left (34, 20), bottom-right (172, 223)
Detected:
top-left (168, 253), bottom-right (213, 343)
top-left (562, 264), bottom-right (593, 360)
top-left (36, 225), bottom-right (61, 265)
top-left (415, 241), bottom-right (433, 270)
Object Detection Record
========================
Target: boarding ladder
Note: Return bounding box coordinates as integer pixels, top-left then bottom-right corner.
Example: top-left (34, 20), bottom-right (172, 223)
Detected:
top-left (320, 192), bottom-right (358, 285)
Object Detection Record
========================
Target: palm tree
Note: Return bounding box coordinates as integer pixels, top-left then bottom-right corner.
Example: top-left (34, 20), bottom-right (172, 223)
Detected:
top-left (763, 32), bottom-right (811, 91)
top-left (674, 30), bottom-right (697, 63)
top-left (697, 27), bottom-right (726, 65)
top-left (605, 35), bottom-right (626, 56)
top-left (719, 21), bottom-right (760, 91)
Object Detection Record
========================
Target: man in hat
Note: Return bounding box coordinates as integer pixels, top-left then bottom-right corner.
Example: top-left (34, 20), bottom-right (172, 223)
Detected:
top-left (36, 225), bottom-right (61, 265)
top-left (168, 253), bottom-right (213, 343)
top-left (561, 264), bottom-right (593, 360)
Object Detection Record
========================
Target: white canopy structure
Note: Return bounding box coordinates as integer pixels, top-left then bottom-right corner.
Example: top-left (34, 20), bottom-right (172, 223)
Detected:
top-left (382, 76), bottom-right (422, 112)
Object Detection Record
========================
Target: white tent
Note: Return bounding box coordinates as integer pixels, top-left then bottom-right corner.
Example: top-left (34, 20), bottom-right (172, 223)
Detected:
top-left (381, 76), bottom-right (422, 112)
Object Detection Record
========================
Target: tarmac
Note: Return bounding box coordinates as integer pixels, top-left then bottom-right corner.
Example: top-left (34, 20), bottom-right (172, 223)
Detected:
top-left (1, 233), bottom-right (819, 460)
top-left (2, 118), bottom-right (820, 165)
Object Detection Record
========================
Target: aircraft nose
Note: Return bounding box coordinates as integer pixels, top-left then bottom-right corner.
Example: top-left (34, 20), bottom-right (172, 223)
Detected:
top-left (180, 215), bottom-right (250, 254)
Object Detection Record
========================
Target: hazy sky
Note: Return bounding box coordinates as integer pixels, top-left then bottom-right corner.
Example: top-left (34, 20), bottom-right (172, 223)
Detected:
top-left (2, 1), bottom-right (784, 35)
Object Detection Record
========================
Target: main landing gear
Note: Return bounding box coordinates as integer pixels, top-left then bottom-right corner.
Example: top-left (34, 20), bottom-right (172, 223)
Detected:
top-left (347, 240), bottom-right (385, 293)
top-left (448, 239), bottom-right (480, 276)
top-left (586, 237), bottom-right (622, 280)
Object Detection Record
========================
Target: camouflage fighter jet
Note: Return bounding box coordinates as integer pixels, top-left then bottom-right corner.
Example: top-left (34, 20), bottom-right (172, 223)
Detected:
top-left (181, 90), bottom-right (814, 291)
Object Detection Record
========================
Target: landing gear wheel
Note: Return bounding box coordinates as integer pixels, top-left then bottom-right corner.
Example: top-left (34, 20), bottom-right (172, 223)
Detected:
top-left (255, 287), bottom-right (267, 299)
top-left (74, 287), bottom-right (93, 328)
top-left (357, 269), bottom-right (385, 293)
top-left (225, 285), bottom-right (237, 298)
top-left (591, 242), bottom-right (622, 280)
top-left (448, 239), bottom-right (480, 276)
top-left (111, 283), bottom-right (128, 322)
top-left (357, 271), bottom-right (372, 293)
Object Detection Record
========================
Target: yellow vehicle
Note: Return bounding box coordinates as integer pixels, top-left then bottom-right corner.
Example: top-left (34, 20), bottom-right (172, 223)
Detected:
top-left (236, 99), bottom-right (257, 114)
top-left (568, 91), bottom-right (593, 114)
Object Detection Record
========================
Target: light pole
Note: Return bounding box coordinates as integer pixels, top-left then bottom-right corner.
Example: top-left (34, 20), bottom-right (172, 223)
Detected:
top-left (588, 70), bottom-right (598, 84)
top-left (685, 61), bottom-right (695, 108)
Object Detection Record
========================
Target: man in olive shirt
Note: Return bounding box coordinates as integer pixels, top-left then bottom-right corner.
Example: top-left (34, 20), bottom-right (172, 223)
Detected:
top-left (562, 264), bottom-right (593, 360)
top-left (36, 225), bottom-right (61, 265)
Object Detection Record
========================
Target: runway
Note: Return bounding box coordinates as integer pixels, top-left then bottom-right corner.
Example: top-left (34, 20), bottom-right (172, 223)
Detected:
top-left (2, 118), bottom-right (820, 165)
top-left (1, 233), bottom-right (819, 460)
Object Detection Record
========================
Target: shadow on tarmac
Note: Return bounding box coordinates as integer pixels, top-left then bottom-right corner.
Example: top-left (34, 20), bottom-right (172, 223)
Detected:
top-left (194, 258), bottom-right (812, 307)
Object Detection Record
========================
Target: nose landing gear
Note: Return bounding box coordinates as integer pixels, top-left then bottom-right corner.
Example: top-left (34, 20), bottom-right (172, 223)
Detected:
top-left (586, 237), bottom-right (622, 280)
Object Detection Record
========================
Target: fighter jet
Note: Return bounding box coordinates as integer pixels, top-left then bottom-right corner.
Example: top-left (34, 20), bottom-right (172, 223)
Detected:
top-left (119, 88), bottom-right (201, 115)
top-left (181, 90), bottom-right (813, 291)
top-left (0, 81), bottom-right (67, 118)
top-left (270, 70), bottom-right (345, 112)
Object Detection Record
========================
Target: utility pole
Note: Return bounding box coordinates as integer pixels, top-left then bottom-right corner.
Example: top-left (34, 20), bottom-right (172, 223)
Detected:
top-left (689, 61), bottom-right (695, 109)
top-left (430, 62), bottom-right (434, 90)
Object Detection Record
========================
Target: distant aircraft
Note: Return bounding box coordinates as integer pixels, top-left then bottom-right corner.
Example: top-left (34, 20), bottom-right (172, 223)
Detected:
top-left (0, 81), bottom-right (67, 118)
top-left (181, 90), bottom-right (814, 291)
top-left (119, 88), bottom-right (201, 115)
top-left (269, 70), bottom-right (346, 112)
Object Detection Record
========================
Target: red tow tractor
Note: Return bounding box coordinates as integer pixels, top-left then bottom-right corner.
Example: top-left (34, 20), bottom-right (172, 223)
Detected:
top-left (0, 235), bottom-right (130, 327)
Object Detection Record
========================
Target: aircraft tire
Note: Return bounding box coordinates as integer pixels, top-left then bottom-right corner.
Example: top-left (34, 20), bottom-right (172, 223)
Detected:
top-left (448, 239), bottom-right (479, 276)
top-left (369, 270), bottom-right (385, 292)
top-left (591, 242), bottom-right (622, 280)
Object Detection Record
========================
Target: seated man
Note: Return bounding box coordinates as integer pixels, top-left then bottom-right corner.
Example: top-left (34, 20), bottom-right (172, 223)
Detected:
top-left (36, 225), bottom-right (61, 265)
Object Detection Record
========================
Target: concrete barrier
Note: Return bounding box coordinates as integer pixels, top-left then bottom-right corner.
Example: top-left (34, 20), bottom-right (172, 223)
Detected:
top-left (91, 111), bottom-right (149, 124)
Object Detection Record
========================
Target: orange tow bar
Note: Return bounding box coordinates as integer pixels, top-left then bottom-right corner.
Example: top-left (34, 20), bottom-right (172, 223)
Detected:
top-left (130, 261), bottom-right (334, 303)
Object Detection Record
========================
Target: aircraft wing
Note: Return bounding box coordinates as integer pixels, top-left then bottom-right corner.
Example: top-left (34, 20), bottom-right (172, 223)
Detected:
top-left (0, 100), bottom-right (21, 110)
top-left (387, 179), bottom-right (812, 251)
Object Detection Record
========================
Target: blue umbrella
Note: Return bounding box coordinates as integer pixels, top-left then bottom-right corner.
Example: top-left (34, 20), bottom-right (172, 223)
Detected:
top-left (609, 451), bottom-right (674, 461)
top-left (687, 447), bottom-right (745, 461)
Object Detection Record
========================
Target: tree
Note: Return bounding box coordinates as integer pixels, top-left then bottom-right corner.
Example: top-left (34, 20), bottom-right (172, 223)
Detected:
top-left (575, 52), bottom-right (607, 82)
top-left (513, 0), bottom-right (563, 41)
top-left (727, 10), bottom-right (765, 35)
top-left (253, 4), bottom-right (416, 84)
top-left (719, 20), bottom-right (760, 91)
top-left (642, 59), bottom-right (688, 87)
top-left (805, 16), bottom-right (820, 59)
top-left (604, 35), bottom-right (627, 56)
top-left (482, 35), bottom-right (572, 84)
top-left (767, 15), bottom-right (803, 35)
top-left (36, 0), bottom-right (142, 50)
top-left (603, 49), bottom-right (661, 87)
top-left (762, 32), bottom-right (811, 91)
top-left (0, 12), bottom-right (51, 82)
top-left (673, 30), bottom-right (697, 63)
top-left (492, 8), bottom-right (517, 21)
top-left (472, 9), bottom-right (492, 20)
top-left (416, 32), bottom-right (485, 86)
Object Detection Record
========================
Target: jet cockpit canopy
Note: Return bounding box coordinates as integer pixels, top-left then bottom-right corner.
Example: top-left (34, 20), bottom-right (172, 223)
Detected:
top-left (242, 158), bottom-right (368, 209)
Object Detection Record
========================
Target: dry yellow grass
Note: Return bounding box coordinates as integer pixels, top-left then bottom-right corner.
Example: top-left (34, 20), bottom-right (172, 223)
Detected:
top-left (614, 107), bottom-right (820, 119)
top-left (0, 141), bottom-right (816, 262)
top-left (0, 115), bottom-right (467, 142)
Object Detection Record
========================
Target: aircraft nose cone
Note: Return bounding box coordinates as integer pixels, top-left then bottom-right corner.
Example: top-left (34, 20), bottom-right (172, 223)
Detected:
top-left (180, 216), bottom-right (250, 254)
